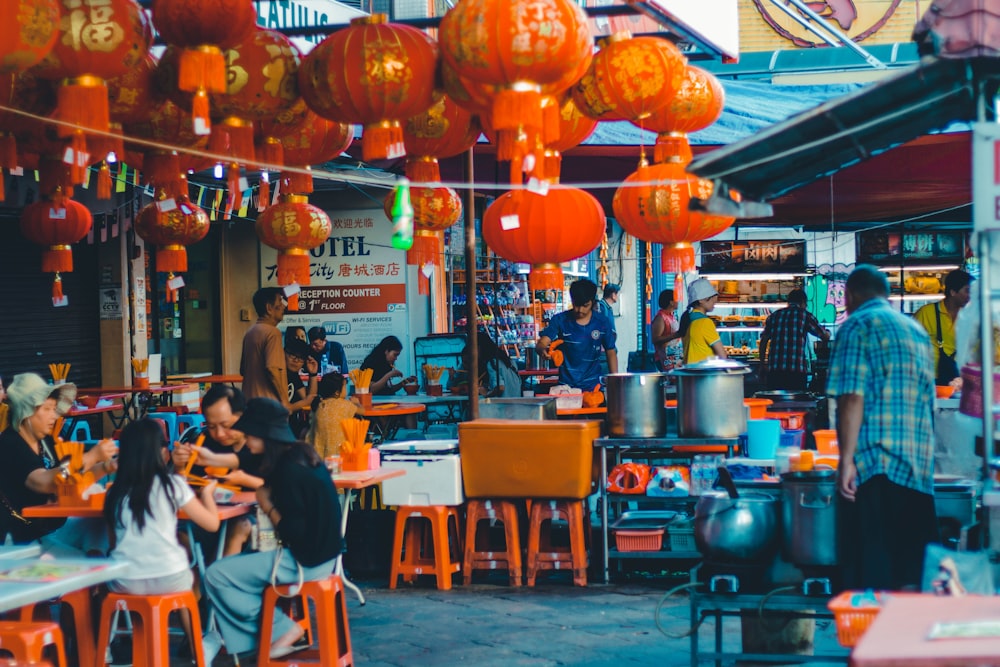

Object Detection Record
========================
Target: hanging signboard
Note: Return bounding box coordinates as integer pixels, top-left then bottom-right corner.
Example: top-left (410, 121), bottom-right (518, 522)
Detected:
top-left (855, 230), bottom-right (966, 265)
top-left (700, 239), bottom-right (807, 272)
top-left (258, 209), bottom-right (409, 369)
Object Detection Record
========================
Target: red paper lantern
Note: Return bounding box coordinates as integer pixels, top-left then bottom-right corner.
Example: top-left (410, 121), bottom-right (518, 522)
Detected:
top-left (382, 185), bottom-right (462, 294)
top-left (150, 0), bottom-right (258, 134)
top-left (276, 111), bottom-right (353, 196)
top-left (640, 65), bottom-right (725, 164)
top-left (0, 71), bottom-right (56, 200)
top-left (572, 33), bottom-right (686, 123)
top-left (107, 54), bottom-right (163, 125)
top-left (482, 187), bottom-right (605, 291)
top-left (299, 15), bottom-right (437, 162)
top-left (135, 185), bottom-right (210, 301)
top-left (20, 193), bottom-right (93, 299)
top-left (439, 0), bottom-right (592, 178)
top-left (256, 194), bottom-right (332, 309)
top-left (612, 144), bottom-right (735, 274)
top-left (125, 98), bottom-right (210, 193)
top-left (0, 1), bottom-right (60, 74)
top-left (402, 96), bottom-right (481, 183)
top-left (30, 0), bottom-right (151, 183)
top-left (213, 28), bottom-right (301, 121)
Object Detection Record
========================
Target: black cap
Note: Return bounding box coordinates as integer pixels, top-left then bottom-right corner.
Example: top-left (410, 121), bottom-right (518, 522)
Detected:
top-left (284, 338), bottom-right (311, 360)
top-left (232, 398), bottom-right (296, 443)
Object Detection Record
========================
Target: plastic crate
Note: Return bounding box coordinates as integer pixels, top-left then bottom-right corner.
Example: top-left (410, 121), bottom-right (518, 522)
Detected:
top-left (827, 591), bottom-right (884, 648)
top-left (667, 522), bottom-right (696, 552)
top-left (613, 529), bottom-right (665, 552)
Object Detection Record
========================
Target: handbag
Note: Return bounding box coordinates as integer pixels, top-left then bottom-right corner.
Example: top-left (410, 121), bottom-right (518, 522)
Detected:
top-left (253, 506), bottom-right (281, 552)
top-left (934, 304), bottom-right (960, 385)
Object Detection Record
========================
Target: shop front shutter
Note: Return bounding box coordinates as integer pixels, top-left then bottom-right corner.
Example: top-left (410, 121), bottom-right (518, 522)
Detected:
top-left (0, 225), bottom-right (101, 388)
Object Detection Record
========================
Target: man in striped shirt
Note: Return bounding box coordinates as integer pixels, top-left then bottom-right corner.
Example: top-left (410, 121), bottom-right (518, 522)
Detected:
top-left (827, 266), bottom-right (938, 590)
top-left (759, 288), bottom-right (830, 390)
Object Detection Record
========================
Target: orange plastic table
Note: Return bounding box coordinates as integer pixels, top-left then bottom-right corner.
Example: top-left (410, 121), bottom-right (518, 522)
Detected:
top-left (361, 403), bottom-right (426, 442)
top-left (66, 392), bottom-right (130, 430)
top-left (75, 384), bottom-right (194, 421)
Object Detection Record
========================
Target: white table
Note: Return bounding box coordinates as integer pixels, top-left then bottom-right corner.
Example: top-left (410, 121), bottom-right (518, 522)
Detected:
top-left (0, 544), bottom-right (42, 560)
top-left (0, 557), bottom-right (128, 613)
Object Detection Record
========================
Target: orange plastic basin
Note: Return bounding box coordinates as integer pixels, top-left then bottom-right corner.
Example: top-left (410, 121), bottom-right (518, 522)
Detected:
top-left (744, 398), bottom-right (773, 419)
top-left (813, 429), bottom-right (839, 454)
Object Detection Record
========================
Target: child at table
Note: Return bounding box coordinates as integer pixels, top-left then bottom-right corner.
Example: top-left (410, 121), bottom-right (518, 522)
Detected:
top-left (306, 374), bottom-right (360, 460)
top-left (104, 418), bottom-right (220, 594)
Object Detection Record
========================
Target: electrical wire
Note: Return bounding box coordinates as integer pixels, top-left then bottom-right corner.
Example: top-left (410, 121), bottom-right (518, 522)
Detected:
top-left (654, 581), bottom-right (705, 639)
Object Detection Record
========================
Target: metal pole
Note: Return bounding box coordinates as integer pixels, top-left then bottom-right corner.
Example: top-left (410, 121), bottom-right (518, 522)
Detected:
top-left (465, 148), bottom-right (479, 419)
top-left (780, 0), bottom-right (888, 69)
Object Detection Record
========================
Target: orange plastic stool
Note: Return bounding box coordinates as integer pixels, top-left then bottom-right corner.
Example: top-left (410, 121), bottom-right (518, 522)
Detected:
top-left (257, 575), bottom-right (353, 667)
top-left (17, 588), bottom-right (96, 667)
top-left (389, 505), bottom-right (462, 590)
top-left (462, 499), bottom-right (522, 587)
top-left (525, 499), bottom-right (588, 587)
top-left (94, 590), bottom-right (205, 667)
top-left (0, 620), bottom-right (67, 666)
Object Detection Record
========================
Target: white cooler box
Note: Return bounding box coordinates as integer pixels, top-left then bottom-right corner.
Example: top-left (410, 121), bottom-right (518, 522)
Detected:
top-left (379, 440), bottom-right (464, 506)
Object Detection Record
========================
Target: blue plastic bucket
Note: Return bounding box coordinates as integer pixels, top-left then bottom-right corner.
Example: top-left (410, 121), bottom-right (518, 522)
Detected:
top-left (747, 419), bottom-right (781, 459)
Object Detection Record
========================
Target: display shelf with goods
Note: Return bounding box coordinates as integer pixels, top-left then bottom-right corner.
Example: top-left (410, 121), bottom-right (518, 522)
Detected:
top-left (879, 266), bottom-right (956, 314)
top-left (450, 259), bottom-right (537, 361)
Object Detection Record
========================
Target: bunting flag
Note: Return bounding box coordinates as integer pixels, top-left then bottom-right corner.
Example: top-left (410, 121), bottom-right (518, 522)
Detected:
top-left (238, 189), bottom-right (251, 218)
top-left (82, 168), bottom-right (91, 189)
top-left (115, 165), bottom-right (127, 193)
top-left (196, 186), bottom-right (206, 207)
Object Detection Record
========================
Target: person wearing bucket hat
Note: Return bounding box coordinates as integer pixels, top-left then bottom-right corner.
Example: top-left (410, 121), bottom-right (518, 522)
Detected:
top-left (679, 278), bottom-right (727, 365)
top-left (203, 397), bottom-right (341, 663)
top-left (0, 373), bottom-right (117, 554)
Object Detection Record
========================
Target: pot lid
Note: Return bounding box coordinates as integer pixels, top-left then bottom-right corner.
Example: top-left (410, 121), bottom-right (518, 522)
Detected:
top-left (754, 390), bottom-right (817, 402)
top-left (669, 357), bottom-right (750, 375)
top-left (781, 469), bottom-right (837, 481)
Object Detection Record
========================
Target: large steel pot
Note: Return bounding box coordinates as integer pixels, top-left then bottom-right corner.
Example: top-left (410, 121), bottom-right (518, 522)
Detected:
top-left (606, 373), bottom-right (667, 437)
top-left (669, 358), bottom-right (750, 437)
top-left (780, 470), bottom-right (838, 566)
top-left (694, 491), bottom-right (780, 563)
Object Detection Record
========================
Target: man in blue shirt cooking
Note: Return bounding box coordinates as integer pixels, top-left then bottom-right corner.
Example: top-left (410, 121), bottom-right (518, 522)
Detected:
top-left (537, 278), bottom-right (618, 390)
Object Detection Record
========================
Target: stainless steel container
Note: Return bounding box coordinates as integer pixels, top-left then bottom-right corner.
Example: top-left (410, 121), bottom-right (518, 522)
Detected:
top-left (478, 397), bottom-right (557, 420)
top-left (693, 491), bottom-right (780, 563)
top-left (605, 373), bottom-right (668, 437)
top-left (669, 358), bottom-right (750, 438)
top-left (780, 469), bottom-right (838, 566)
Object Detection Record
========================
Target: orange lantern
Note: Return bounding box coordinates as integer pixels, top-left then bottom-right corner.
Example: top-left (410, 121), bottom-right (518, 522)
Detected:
top-left (135, 184), bottom-right (210, 302)
top-left (256, 194), bottom-right (332, 310)
top-left (20, 193), bottom-right (93, 300)
top-left (299, 15), bottom-right (437, 162)
top-left (0, 71), bottom-right (56, 200)
top-left (482, 187), bottom-right (605, 291)
top-left (572, 33), bottom-right (686, 123)
top-left (0, 1), bottom-right (60, 74)
top-left (383, 185), bottom-right (462, 294)
top-left (150, 0), bottom-right (258, 134)
top-left (612, 140), bottom-right (735, 274)
top-left (30, 0), bottom-right (151, 184)
top-left (402, 96), bottom-right (480, 183)
top-left (276, 112), bottom-right (353, 197)
top-left (439, 0), bottom-right (592, 179)
top-left (640, 65), bottom-right (725, 164)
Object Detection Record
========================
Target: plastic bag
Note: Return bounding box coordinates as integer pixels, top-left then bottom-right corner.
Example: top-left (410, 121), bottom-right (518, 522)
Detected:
top-left (646, 466), bottom-right (690, 497)
top-left (921, 543), bottom-right (994, 596)
top-left (607, 463), bottom-right (650, 494)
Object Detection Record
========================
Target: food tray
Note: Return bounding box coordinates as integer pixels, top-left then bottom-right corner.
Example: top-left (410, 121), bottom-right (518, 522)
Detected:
top-left (827, 591), bottom-right (885, 647)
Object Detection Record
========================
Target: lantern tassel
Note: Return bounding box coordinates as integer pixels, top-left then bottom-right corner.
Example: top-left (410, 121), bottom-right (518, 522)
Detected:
top-left (191, 90), bottom-right (211, 136)
top-left (0, 134), bottom-right (16, 169)
top-left (68, 134), bottom-right (88, 185)
top-left (530, 264), bottom-right (564, 292)
top-left (258, 178), bottom-right (270, 212)
top-left (277, 252), bottom-right (311, 287)
top-left (42, 246), bottom-right (73, 273)
top-left (404, 157), bottom-right (440, 184)
top-left (362, 121), bottom-right (405, 162)
top-left (97, 162), bottom-right (111, 200)
top-left (52, 273), bottom-right (63, 301)
top-left (227, 163), bottom-right (240, 212)
top-left (179, 46), bottom-right (227, 94)
top-left (282, 169), bottom-right (313, 195)
top-left (492, 88), bottom-right (543, 132)
top-left (157, 245), bottom-right (188, 274)
top-left (56, 78), bottom-right (110, 137)
top-left (662, 244), bottom-right (696, 274)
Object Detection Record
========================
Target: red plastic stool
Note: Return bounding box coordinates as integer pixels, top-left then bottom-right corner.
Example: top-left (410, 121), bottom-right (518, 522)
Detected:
top-left (525, 499), bottom-right (588, 587)
top-left (258, 575), bottom-right (353, 667)
top-left (17, 588), bottom-right (96, 667)
top-left (389, 506), bottom-right (462, 591)
top-left (0, 620), bottom-right (67, 666)
top-left (462, 499), bottom-right (522, 586)
top-left (94, 590), bottom-right (205, 667)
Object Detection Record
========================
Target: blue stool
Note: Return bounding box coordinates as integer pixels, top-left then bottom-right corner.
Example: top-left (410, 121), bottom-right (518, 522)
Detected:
top-left (147, 412), bottom-right (179, 445)
top-left (62, 421), bottom-right (91, 442)
top-left (177, 413), bottom-right (205, 434)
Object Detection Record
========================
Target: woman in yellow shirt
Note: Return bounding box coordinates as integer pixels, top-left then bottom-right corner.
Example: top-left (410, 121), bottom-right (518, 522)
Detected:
top-left (680, 278), bottom-right (727, 365)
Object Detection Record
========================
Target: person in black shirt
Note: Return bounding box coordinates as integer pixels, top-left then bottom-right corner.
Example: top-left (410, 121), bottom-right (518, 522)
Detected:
top-left (360, 335), bottom-right (416, 395)
top-left (202, 398), bottom-right (341, 663)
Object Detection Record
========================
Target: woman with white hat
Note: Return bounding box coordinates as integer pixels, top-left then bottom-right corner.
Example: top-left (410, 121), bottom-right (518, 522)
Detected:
top-left (0, 373), bottom-right (118, 554)
top-left (679, 278), bottom-right (727, 365)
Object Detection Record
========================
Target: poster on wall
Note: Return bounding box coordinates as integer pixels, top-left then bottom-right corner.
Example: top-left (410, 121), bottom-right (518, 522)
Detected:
top-left (258, 210), bottom-right (410, 370)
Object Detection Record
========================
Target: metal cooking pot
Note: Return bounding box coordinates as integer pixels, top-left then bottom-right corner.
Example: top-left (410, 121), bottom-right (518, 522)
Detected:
top-left (780, 469), bottom-right (838, 566)
top-left (753, 390), bottom-right (816, 403)
top-left (694, 491), bottom-right (780, 563)
top-left (669, 358), bottom-right (749, 438)
top-left (605, 373), bottom-right (667, 437)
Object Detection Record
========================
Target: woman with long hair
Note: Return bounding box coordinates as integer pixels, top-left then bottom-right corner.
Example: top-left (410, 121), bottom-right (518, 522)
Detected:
top-left (461, 332), bottom-right (521, 397)
top-left (360, 335), bottom-right (416, 395)
top-left (104, 418), bottom-right (219, 594)
top-left (202, 398), bottom-right (342, 663)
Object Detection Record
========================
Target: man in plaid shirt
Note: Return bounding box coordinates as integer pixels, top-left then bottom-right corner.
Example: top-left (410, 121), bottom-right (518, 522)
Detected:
top-left (827, 266), bottom-right (938, 590)
top-left (759, 289), bottom-right (830, 390)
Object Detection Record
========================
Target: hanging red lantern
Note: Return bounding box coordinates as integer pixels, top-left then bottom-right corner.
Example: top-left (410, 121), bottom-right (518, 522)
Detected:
top-left (482, 187), bottom-right (605, 291)
top-left (135, 182), bottom-right (210, 302)
top-left (0, 71), bottom-right (57, 200)
top-left (382, 185), bottom-right (462, 294)
top-left (402, 96), bottom-right (480, 183)
top-left (30, 0), bottom-right (151, 184)
top-left (0, 1), bottom-right (60, 74)
top-left (639, 65), bottom-right (725, 164)
top-left (256, 194), bottom-right (332, 310)
top-left (571, 33), bottom-right (687, 123)
top-left (612, 140), bottom-right (735, 274)
top-left (20, 193), bottom-right (92, 301)
top-left (439, 0), bottom-right (592, 180)
top-left (299, 15), bottom-right (437, 162)
top-left (107, 54), bottom-right (163, 126)
top-left (150, 0), bottom-right (258, 135)
top-left (276, 111), bottom-right (353, 197)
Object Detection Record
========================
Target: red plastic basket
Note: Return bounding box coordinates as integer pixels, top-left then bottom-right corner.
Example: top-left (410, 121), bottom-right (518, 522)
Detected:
top-left (612, 528), bottom-right (664, 552)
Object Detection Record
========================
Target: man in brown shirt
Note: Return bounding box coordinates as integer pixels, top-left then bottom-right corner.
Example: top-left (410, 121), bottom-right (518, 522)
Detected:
top-left (240, 287), bottom-right (289, 406)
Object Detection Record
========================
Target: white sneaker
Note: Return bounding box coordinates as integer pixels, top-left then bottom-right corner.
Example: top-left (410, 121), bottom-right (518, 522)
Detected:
top-left (201, 630), bottom-right (224, 666)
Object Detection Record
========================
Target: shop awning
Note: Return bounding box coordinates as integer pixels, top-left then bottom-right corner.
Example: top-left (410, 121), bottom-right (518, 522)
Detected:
top-left (686, 56), bottom-right (1000, 209)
